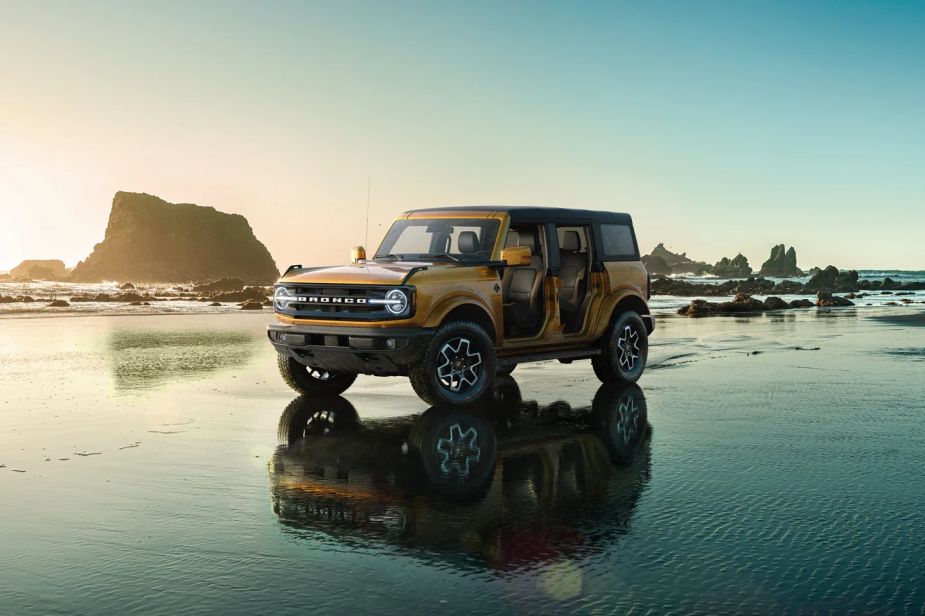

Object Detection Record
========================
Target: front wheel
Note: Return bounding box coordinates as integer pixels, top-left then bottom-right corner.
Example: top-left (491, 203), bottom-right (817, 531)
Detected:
top-left (409, 321), bottom-right (497, 405)
top-left (277, 354), bottom-right (357, 396)
top-left (592, 311), bottom-right (649, 385)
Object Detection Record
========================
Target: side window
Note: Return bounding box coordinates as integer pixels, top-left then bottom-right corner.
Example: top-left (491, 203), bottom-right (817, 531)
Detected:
top-left (556, 226), bottom-right (589, 254)
top-left (598, 224), bottom-right (638, 260)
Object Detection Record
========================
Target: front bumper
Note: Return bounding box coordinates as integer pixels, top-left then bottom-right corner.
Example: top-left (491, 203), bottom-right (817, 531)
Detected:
top-left (268, 323), bottom-right (433, 376)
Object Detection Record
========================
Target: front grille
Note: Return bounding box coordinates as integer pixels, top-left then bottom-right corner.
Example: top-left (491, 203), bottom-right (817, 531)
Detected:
top-left (276, 284), bottom-right (412, 320)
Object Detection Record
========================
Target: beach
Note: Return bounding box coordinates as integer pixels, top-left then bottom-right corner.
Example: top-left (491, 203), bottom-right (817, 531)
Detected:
top-left (1, 307), bottom-right (923, 613)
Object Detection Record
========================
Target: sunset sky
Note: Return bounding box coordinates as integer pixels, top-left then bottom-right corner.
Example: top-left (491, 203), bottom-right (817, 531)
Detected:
top-left (2, 0), bottom-right (923, 273)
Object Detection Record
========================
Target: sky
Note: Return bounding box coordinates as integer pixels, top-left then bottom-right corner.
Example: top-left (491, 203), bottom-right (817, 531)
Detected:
top-left (1, 0), bottom-right (924, 273)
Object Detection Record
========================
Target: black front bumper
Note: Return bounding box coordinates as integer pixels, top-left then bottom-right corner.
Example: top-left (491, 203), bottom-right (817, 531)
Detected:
top-left (268, 323), bottom-right (433, 376)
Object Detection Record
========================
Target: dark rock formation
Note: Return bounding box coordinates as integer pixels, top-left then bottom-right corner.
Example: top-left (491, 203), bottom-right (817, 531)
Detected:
top-left (240, 300), bottom-right (263, 310)
top-left (646, 243), bottom-right (712, 275)
top-left (640, 255), bottom-right (672, 276)
top-left (712, 254), bottom-right (752, 278)
top-left (47, 299), bottom-right (70, 307)
top-left (119, 282), bottom-right (135, 290)
top-left (10, 259), bottom-right (67, 279)
top-left (209, 302), bottom-right (222, 307)
top-left (759, 245), bottom-right (803, 277)
top-left (70, 192), bottom-right (279, 284)
top-left (677, 293), bottom-right (821, 317)
top-left (804, 266), bottom-right (860, 292)
top-left (763, 296), bottom-right (789, 311)
top-left (816, 291), bottom-right (855, 307)
top-left (677, 293), bottom-right (765, 317)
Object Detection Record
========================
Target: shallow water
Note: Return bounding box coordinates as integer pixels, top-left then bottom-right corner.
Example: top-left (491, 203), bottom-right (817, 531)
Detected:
top-left (1, 310), bottom-right (924, 613)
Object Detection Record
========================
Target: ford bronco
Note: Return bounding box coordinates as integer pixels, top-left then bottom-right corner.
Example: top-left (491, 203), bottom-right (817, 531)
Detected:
top-left (268, 206), bottom-right (654, 405)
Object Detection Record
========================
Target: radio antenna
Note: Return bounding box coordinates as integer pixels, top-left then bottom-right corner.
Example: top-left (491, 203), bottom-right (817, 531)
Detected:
top-left (364, 176), bottom-right (371, 248)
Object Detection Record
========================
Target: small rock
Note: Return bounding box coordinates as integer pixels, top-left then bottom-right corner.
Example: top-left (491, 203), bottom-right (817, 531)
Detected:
top-left (790, 299), bottom-right (815, 308)
top-left (763, 296), bottom-right (789, 311)
top-left (240, 300), bottom-right (263, 310)
top-left (816, 291), bottom-right (854, 307)
top-left (209, 302), bottom-right (222, 307)
top-left (47, 299), bottom-right (70, 307)
top-left (119, 282), bottom-right (135, 290)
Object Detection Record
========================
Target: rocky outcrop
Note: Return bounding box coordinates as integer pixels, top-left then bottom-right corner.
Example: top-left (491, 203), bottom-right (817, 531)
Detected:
top-left (712, 254), bottom-right (752, 278)
top-left (677, 293), bottom-right (830, 317)
top-left (804, 266), bottom-right (860, 292)
top-left (646, 243), bottom-right (712, 275)
top-left (678, 293), bottom-right (787, 317)
top-left (10, 259), bottom-right (67, 280)
top-left (816, 291), bottom-right (855, 307)
top-left (759, 245), bottom-right (803, 277)
top-left (640, 255), bottom-right (671, 276)
top-left (70, 192), bottom-right (279, 284)
top-left (652, 267), bottom-right (924, 297)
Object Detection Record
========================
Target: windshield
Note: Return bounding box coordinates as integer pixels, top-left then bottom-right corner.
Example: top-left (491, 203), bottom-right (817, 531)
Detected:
top-left (375, 218), bottom-right (501, 262)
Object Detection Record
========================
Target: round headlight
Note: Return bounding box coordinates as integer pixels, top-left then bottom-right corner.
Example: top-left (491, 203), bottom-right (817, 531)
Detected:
top-left (385, 289), bottom-right (408, 315)
top-left (274, 286), bottom-right (291, 311)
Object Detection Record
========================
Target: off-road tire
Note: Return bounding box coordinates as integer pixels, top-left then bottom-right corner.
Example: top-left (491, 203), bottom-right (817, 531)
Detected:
top-left (592, 311), bottom-right (648, 385)
top-left (277, 354), bottom-right (358, 396)
top-left (408, 321), bottom-right (497, 406)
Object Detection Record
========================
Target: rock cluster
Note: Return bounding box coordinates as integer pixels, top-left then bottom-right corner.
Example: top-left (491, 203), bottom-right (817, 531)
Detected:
top-left (653, 267), bottom-right (925, 296)
top-left (677, 292), bottom-right (854, 317)
top-left (712, 254), bottom-right (753, 278)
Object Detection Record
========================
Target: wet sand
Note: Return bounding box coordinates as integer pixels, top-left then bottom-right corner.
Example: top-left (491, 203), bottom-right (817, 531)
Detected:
top-left (1, 309), bottom-right (924, 613)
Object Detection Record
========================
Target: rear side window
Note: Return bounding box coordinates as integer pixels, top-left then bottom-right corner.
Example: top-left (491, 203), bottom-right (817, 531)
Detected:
top-left (598, 224), bottom-right (638, 260)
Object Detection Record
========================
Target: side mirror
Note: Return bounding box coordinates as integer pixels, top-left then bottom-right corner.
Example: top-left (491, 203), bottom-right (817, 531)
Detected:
top-left (351, 246), bottom-right (367, 263)
top-left (500, 246), bottom-right (531, 267)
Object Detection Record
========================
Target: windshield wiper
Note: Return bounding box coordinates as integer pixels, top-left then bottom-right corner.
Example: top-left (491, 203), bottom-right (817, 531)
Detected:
top-left (428, 253), bottom-right (460, 262)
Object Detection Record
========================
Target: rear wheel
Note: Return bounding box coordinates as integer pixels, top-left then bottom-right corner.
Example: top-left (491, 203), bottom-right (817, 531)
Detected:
top-left (592, 311), bottom-right (648, 385)
top-left (277, 354), bottom-right (357, 396)
top-left (409, 321), bottom-right (496, 405)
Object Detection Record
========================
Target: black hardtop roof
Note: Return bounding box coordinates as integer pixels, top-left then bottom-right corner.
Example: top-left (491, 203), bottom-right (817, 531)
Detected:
top-left (405, 206), bottom-right (633, 225)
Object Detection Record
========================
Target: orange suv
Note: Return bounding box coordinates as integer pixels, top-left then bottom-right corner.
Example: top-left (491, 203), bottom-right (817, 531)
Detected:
top-left (268, 207), bottom-right (654, 405)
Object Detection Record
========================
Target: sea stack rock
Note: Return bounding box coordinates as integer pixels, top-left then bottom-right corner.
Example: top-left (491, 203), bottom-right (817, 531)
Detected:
top-left (70, 192), bottom-right (279, 284)
top-left (758, 245), bottom-right (803, 278)
top-left (712, 254), bottom-right (752, 278)
top-left (10, 259), bottom-right (67, 279)
top-left (646, 243), bottom-right (712, 275)
top-left (640, 255), bottom-right (671, 276)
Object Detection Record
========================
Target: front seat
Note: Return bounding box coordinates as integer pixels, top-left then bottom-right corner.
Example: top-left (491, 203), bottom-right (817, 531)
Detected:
top-left (558, 230), bottom-right (587, 331)
top-left (502, 229), bottom-right (544, 335)
top-left (457, 230), bottom-right (480, 255)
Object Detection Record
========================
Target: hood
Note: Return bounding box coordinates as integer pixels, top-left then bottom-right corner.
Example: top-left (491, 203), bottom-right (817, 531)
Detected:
top-left (280, 261), bottom-right (444, 286)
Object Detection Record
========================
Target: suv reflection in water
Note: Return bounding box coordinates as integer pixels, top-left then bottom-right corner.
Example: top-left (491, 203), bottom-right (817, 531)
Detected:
top-left (269, 379), bottom-right (652, 571)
